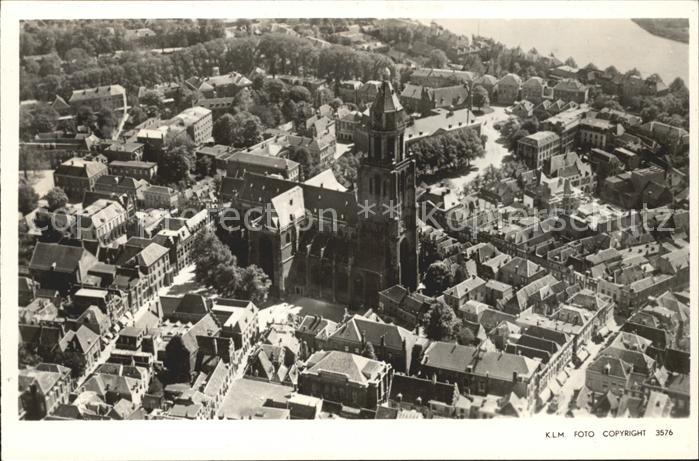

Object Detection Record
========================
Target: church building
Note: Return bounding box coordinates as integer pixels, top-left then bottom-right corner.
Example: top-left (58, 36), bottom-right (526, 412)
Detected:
top-left (223, 73), bottom-right (419, 309)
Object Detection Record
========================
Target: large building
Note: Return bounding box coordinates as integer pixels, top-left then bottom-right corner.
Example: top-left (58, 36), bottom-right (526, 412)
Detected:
top-left (68, 84), bottom-right (127, 113)
top-left (298, 350), bottom-right (393, 410)
top-left (53, 157), bottom-right (109, 200)
top-left (223, 75), bottom-right (419, 308)
top-left (517, 131), bottom-right (561, 169)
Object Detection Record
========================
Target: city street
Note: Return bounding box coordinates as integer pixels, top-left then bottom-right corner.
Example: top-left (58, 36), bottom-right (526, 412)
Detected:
top-left (538, 319), bottom-right (622, 417)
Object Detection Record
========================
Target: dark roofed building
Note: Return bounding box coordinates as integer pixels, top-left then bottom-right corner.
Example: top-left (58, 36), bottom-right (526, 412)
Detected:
top-left (29, 242), bottom-right (99, 293)
top-left (298, 350), bottom-right (393, 410)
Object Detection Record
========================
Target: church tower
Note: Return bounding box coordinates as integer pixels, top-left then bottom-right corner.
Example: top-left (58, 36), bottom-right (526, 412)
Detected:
top-left (353, 69), bottom-right (419, 307)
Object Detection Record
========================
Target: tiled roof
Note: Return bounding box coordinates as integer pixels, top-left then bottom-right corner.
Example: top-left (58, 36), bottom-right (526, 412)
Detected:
top-left (390, 373), bottom-right (458, 405)
top-left (303, 350), bottom-right (386, 385)
top-left (422, 342), bottom-right (476, 372)
top-left (29, 242), bottom-right (96, 274)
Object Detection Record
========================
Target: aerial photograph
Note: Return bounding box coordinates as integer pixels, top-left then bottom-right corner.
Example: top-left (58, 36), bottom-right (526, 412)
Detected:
top-left (16, 17), bottom-right (690, 421)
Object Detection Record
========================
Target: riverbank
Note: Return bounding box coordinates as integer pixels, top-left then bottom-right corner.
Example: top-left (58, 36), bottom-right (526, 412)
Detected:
top-left (632, 18), bottom-right (689, 44)
top-left (432, 18), bottom-right (688, 84)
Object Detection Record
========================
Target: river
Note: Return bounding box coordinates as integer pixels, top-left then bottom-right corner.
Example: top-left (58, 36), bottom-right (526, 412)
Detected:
top-left (430, 19), bottom-right (688, 84)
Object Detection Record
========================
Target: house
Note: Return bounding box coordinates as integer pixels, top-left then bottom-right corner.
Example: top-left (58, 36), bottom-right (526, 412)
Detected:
top-left (68, 84), bottom-right (127, 113)
top-left (546, 151), bottom-right (596, 193)
top-left (295, 315), bottom-right (338, 354)
top-left (337, 80), bottom-right (363, 104)
top-left (387, 373), bottom-right (461, 418)
top-left (409, 68), bottom-right (475, 87)
top-left (578, 118), bottom-right (620, 149)
top-left (611, 147), bottom-right (641, 170)
top-left (497, 257), bottom-right (545, 287)
top-left (298, 350), bottom-right (393, 410)
top-left (600, 166), bottom-right (672, 210)
top-left (552, 79), bottom-right (588, 103)
top-left (53, 157), bottom-right (109, 200)
top-left (94, 176), bottom-right (148, 205)
top-left (78, 365), bottom-right (149, 407)
top-left (211, 298), bottom-right (260, 362)
top-left (474, 74), bottom-right (498, 98)
top-left (443, 276), bottom-right (486, 310)
top-left (29, 242), bottom-right (98, 293)
top-left (194, 70), bottom-right (252, 98)
top-left (378, 284), bottom-right (430, 330)
top-left (400, 84), bottom-right (470, 114)
top-left (116, 238), bottom-right (173, 298)
top-left (521, 76), bottom-right (549, 104)
top-left (586, 355), bottom-right (633, 395)
top-left (510, 100), bottom-right (534, 119)
top-left (103, 142), bottom-right (144, 162)
top-left (494, 73), bottom-right (522, 105)
top-left (226, 151), bottom-right (300, 182)
top-left (636, 121), bottom-right (689, 155)
top-left (18, 363), bottom-right (73, 420)
top-left (517, 131), bottom-right (561, 169)
top-left (59, 325), bottom-right (102, 370)
top-left (73, 287), bottom-right (127, 320)
top-left (143, 185), bottom-right (179, 210)
top-left (420, 341), bottom-right (540, 404)
top-left (403, 107), bottom-right (479, 146)
top-left (550, 65), bottom-right (579, 80)
top-left (108, 161), bottom-right (158, 182)
top-left (166, 106), bottom-right (213, 145)
top-left (326, 315), bottom-right (417, 373)
top-left (541, 106), bottom-right (590, 153)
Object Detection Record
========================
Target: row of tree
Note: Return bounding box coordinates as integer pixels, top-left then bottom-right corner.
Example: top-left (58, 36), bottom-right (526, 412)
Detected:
top-left (20, 19), bottom-right (226, 59)
top-left (191, 229), bottom-right (272, 305)
top-left (20, 30), bottom-right (399, 104)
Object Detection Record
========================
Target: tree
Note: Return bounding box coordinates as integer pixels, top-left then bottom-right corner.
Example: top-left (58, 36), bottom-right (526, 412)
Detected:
top-left (455, 324), bottom-right (477, 345)
top-left (509, 128), bottom-right (530, 151)
top-left (192, 228), bottom-right (236, 287)
top-left (361, 342), bottom-right (377, 360)
top-left (75, 105), bottom-right (96, 128)
top-left (287, 145), bottom-right (319, 180)
top-left (19, 182), bottom-right (39, 214)
top-left (669, 77), bottom-right (687, 94)
top-left (289, 85), bottom-right (312, 103)
top-left (30, 104), bottom-right (59, 134)
top-left (419, 233), bottom-right (441, 273)
top-left (237, 265), bottom-right (272, 304)
top-left (421, 300), bottom-right (459, 341)
top-left (158, 145), bottom-right (193, 185)
top-left (212, 113), bottom-right (237, 146)
top-left (604, 65), bottom-right (619, 76)
top-left (140, 90), bottom-right (164, 109)
top-left (521, 117), bottom-right (539, 134)
top-left (472, 84), bottom-right (489, 110)
top-left (195, 155), bottom-right (214, 177)
top-left (500, 117), bottom-right (521, 140)
top-left (427, 49), bottom-right (448, 69)
top-left (332, 151), bottom-right (361, 188)
top-left (213, 111), bottom-right (263, 148)
top-left (423, 261), bottom-right (454, 296)
top-left (564, 56), bottom-right (577, 68)
top-left (45, 187), bottom-right (68, 211)
top-left (97, 107), bottom-right (116, 138)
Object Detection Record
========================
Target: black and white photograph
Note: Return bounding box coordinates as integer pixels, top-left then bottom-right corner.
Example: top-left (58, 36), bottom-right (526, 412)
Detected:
top-left (1, 1), bottom-right (697, 460)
